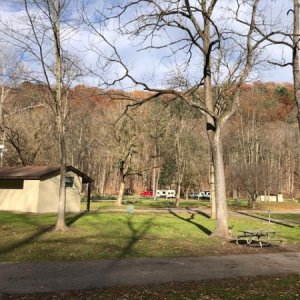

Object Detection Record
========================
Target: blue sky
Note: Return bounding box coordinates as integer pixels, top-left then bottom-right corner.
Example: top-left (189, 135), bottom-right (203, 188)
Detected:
top-left (0, 0), bottom-right (295, 88)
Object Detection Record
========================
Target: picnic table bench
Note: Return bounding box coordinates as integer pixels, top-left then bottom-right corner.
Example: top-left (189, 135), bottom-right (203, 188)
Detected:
top-left (236, 229), bottom-right (285, 248)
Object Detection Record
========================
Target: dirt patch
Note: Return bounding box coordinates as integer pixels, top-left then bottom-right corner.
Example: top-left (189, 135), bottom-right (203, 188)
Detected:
top-left (214, 240), bottom-right (300, 256)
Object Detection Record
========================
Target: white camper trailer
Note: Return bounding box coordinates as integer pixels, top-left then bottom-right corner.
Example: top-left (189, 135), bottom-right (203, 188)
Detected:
top-left (156, 189), bottom-right (176, 198)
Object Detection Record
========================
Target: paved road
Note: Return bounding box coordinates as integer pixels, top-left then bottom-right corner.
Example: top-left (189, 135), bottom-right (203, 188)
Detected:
top-left (0, 252), bottom-right (300, 295)
top-left (93, 207), bottom-right (300, 214)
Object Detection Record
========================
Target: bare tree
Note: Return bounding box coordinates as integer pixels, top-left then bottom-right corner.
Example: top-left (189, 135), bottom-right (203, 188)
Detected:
top-left (250, 1), bottom-right (300, 144)
top-left (0, 0), bottom-right (82, 230)
top-left (293, 0), bottom-right (300, 138)
top-left (87, 0), bottom-right (272, 238)
top-left (224, 83), bottom-right (298, 205)
top-left (114, 116), bottom-right (138, 206)
top-left (104, 102), bottom-right (144, 205)
top-left (0, 46), bottom-right (28, 165)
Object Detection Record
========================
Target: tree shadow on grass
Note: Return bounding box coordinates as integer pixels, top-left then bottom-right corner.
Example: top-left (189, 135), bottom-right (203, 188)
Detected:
top-left (118, 214), bottom-right (154, 258)
top-left (168, 209), bottom-right (212, 236)
top-left (192, 209), bottom-right (211, 219)
top-left (0, 224), bottom-right (55, 257)
top-left (236, 211), bottom-right (295, 228)
top-left (100, 214), bottom-right (154, 281)
top-left (180, 208), bottom-right (210, 219)
top-left (66, 211), bottom-right (88, 226)
top-left (0, 211), bottom-right (87, 257)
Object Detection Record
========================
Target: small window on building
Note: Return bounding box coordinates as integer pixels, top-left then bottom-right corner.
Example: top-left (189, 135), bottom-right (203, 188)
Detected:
top-left (65, 177), bottom-right (74, 188)
top-left (0, 180), bottom-right (24, 189)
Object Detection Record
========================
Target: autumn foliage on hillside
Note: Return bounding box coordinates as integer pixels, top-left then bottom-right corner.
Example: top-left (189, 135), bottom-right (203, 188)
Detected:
top-left (1, 81), bottom-right (299, 200)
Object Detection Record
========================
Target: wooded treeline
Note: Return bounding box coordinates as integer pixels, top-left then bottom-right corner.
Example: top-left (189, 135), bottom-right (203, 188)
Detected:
top-left (1, 0), bottom-right (299, 235)
top-left (1, 81), bottom-right (298, 202)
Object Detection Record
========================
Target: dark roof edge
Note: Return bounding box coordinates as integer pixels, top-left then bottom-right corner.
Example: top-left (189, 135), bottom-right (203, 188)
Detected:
top-left (0, 176), bottom-right (42, 180)
top-left (66, 166), bottom-right (93, 183)
top-left (0, 166), bottom-right (93, 183)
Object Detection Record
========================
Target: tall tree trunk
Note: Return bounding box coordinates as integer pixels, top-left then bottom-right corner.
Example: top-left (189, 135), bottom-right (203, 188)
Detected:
top-left (152, 145), bottom-right (157, 199)
top-left (155, 167), bottom-right (160, 200)
top-left (56, 127), bottom-right (67, 231)
top-left (175, 183), bottom-right (181, 207)
top-left (293, 0), bottom-right (300, 186)
top-left (0, 70), bottom-right (9, 167)
top-left (53, 0), bottom-right (67, 231)
top-left (294, 0), bottom-right (300, 136)
top-left (152, 167), bottom-right (156, 199)
top-left (203, 21), bottom-right (229, 237)
top-left (0, 85), bottom-right (5, 167)
top-left (209, 159), bottom-right (216, 219)
top-left (116, 176), bottom-right (125, 206)
top-left (100, 162), bottom-right (107, 196)
top-left (210, 126), bottom-right (229, 238)
top-left (185, 186), bottom-right (190, 201)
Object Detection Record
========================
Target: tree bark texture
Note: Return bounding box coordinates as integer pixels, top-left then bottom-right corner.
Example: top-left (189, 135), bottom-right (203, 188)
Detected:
top-left (294, 0), bottom-right (300, 136)
top-left (117, 177), bottom-right (125, 206)
top-left (209, 126), bottom-right (229, 238)
top-left (52, 0), bottom-right (67, 231)
top-left (203, 14), bottom-right (229, 238)
top-left (209, 159), bottom-right (216, 219)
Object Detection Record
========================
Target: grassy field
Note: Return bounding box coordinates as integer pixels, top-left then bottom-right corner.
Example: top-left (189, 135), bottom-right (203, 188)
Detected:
top-left (82, 198), bottom-right (208, 210)
top-left (8, 274), bottom-right (300, 300)
top-left (255, 202), bottom-right (300, 211)
top-left (2, 210), bottom-right (300, 299)
top-left (256, 213), bottom-right (300, 224)
top-left (83, 197), bottom-right (300, 211)
top-left (1, 210), bottom-right (300, 262)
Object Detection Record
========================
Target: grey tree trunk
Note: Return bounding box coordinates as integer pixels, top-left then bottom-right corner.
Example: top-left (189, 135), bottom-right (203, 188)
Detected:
top-left (209, 159), bottom-right (216, 219)
top-left (185, 186), bottom-right (190, 201)
top-left (154, 167), bottom-right (160, 200)
top-left (116, 178), bottom-right (125, 206)
top-left (210, 126), bottom-right (229, 238)
top-left (0, 85), bottom-right (6, 167)
top-left (100, 163), bottom-right (107, 196)
top-left (53, 0), bottom-right (67, 231)
top-left (175, 183), bottom-right (181, 207)
top-left (203, 17), bottom-right (229, 238)
top-left (152, 146), bottom-right (157, 199)
top-left (56, 132), bottom-right (67, 231)
top-left (294, 0), bottom-right (300, 134)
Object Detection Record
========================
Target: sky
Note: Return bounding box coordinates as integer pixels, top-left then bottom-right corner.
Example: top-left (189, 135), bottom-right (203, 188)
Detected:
top-left (0, 0), bottom-right (295, 89)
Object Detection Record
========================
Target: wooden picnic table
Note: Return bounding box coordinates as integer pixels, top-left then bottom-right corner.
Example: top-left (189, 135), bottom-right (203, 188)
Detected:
top-left (236, 229), bottom-right (277, 248)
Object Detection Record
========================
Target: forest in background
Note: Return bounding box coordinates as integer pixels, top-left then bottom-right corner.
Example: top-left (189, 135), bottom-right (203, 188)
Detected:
top-left (1, 81), bottom-right (298, 203)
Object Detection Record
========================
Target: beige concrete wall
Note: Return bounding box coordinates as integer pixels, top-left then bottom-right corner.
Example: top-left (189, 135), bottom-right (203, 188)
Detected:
top-left (0, 171), bottom-right (83, 213)
top-left (66, 172), bottom-right (82, 212)
top-left (37, 176), bottom-right (59, 213)
top-left (38, 171), bottom-right (82, 213)
top-left (0, 180), bottom-right (39, 212)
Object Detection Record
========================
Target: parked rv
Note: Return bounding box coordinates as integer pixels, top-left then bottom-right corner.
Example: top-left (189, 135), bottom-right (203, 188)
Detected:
top-left (156, 189), bottom-right (176, 198)
top-left (189, 192), bottom-right (196, 199)
top-left (189, 191), bottom-right (211, 199)
top-left (198, 191), bottom-right (211, 199)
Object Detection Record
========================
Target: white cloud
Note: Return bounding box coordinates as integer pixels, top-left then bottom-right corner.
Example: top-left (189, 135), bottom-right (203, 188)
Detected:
top-left (0, 0), bottom-right (296, 89)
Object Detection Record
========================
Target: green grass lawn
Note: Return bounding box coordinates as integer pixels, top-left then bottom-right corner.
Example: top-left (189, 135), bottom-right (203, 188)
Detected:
top-left (82, 198), bottom-right (207, 210)
top-left (256, 213), bottom-right (300, 224)
top-left (81, 197), bottom-right (209, 210)
top-left (204, 199), bottom-right (300, 212)
top-left (84, 197), bottom-right (300, 211)
top-left (1, 210), bottom-right (300, 263)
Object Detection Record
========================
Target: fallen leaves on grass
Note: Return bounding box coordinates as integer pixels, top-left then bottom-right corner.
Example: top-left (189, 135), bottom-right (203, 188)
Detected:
top-left (6, 274), bottom-right (300, 300)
